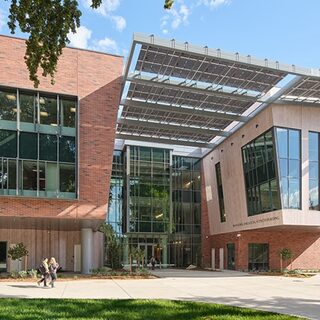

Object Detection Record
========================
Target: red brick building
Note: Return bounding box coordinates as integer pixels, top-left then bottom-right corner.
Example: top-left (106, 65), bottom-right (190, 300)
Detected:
top-left (0, 35), bottom-right (122, 273)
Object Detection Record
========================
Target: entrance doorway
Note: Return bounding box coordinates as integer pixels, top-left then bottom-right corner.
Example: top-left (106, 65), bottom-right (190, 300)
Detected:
top-left (227, 243), bottom-right (235, 270)
top-left (138, 243), bottom-right (161, 265)
top-left (0, 242), bottom-right (7, 272)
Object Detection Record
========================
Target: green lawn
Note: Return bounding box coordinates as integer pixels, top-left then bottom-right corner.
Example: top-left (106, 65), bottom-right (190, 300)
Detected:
top-left (0, 299), bottom-right (301, 320)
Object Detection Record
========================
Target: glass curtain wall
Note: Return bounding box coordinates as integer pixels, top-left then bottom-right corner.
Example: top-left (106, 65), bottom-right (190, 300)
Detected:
top-left (170, 156), bottom-right (201, 267)
top-left (276, 128), bottom-right (301, 209)
top-left (309, 132), bottom-right (319, 210)
top-left (107, 151), bottom-right (124, 235)
top-left (126, 146), bottom-right (171, 265)
top-left (106, 148), bottom-right (202, 268)
top-left (242, 129), bottom-right (281, 216)
top-left (0, 87), bottom-right (77, 198)
top-left (128, 146), bottom-right (171, 234)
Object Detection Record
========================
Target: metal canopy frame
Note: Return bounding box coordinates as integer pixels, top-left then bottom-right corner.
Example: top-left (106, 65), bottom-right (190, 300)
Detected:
top-left (118, 33), bottom-right (320, 151)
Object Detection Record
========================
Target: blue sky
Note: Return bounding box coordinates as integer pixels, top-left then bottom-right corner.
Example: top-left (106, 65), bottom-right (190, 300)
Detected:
top-left (0, 0), bottom-right (320, 68)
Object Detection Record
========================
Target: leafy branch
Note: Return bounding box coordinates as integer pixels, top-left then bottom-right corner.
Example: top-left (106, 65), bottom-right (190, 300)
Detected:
top-left (6, 0), bottom-right (173, 87)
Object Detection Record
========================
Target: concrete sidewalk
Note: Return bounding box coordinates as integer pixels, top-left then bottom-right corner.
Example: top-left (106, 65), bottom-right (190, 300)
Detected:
top-left (0, 270), bottom-right (319, 320)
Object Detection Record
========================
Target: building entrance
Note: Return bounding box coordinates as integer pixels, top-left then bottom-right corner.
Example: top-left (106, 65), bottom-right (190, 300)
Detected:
top-left (227, 243), bottom-right (235, 270)
top-left (0, 242), bottom-right (7, 272)
top-left (138, 243), bottom-right (162, 265)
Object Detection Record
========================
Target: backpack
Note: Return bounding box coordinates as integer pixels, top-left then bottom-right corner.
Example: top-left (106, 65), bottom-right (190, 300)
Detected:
top-left (39, 263), bottom-right (46, 274)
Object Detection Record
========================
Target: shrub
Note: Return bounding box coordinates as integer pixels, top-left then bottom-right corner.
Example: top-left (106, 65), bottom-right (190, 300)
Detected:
top-left (90, 267), bottom-right (112, 275)
top-left (27, 269), bottom-right (38, 278)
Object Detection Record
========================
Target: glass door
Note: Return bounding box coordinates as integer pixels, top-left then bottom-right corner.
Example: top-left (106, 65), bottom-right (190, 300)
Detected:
top-left (0, 242), bottom-right (7, 272)
top-left (227, 243), bottom-right (235, 270)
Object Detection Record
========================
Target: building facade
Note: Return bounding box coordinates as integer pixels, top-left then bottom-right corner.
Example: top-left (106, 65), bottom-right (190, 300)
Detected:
top-left (202, 103), bottom-right (320, 271)
top-left (0, 35), bottom-right (122, 273)
top-left (2, 32), bottom-right (320, 273)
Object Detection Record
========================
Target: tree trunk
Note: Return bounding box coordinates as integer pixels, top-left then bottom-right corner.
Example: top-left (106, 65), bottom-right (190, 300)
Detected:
top-left (280, 254), bottom-right (282, 273)
top-left (129, 255), bottom-right (132, 274)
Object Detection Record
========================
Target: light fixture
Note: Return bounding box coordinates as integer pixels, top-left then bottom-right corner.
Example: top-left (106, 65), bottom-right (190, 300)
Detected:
top-left (39, 97), bottom-right (46, 104)
top-left (70, 107), bottom-right (76, 113)
top-left (155, 213), bottom-right (163, 219)
top-left (50, 123), bottom-right (58, 126)
top-left (40, 111), bottom-right (48, 117)
top-left (13, 108), bottom-right (18, 113)
top-left (6, 94), bottom-right (16, 101)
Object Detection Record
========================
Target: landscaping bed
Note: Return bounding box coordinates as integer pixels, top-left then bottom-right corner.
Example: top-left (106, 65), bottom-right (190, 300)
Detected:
top-left (0, 267), bottom-right (157, 281)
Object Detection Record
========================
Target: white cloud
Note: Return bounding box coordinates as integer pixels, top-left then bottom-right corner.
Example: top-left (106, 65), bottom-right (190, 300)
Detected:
top-left (198, 0), bottom-right (230, 8)
top-left (111, 15), bottom-right (126, 31)
top-left (91, 37), bottom-right (119, 54)
top-left (83, 0), bottom-right (120, 16)
top-left (68, 26), bottom-right (92, 49)
top-left (83, 0), bottom-right (126, 31)
top-left (67, 24), bottom-right (120, 55)
top-left (160, 0), bottom-right (190, 32)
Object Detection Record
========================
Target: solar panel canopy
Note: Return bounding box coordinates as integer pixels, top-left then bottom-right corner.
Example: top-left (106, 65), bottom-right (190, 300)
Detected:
top-left (117, 33), bottom-right (320, 150)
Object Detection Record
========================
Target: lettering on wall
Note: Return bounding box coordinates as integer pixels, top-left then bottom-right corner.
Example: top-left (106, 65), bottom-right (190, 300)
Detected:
top-left (233, 216), bottom-right (280, 228)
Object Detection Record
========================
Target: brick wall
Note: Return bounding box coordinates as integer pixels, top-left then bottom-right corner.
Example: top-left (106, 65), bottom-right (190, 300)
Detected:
top-left (201, 164), bottom-right (212, 268)
top-left (208, 230), bottom-right (320, 270)
top-left (0, 35), bottom-right (123, 221)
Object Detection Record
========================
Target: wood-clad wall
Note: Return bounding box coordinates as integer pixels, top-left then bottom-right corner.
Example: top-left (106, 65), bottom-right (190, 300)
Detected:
top-left (0, 229), bottom-right (80, 271)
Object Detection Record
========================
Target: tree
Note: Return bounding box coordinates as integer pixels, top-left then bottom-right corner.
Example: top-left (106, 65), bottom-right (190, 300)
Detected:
top-left (100, 223), bottom-right (122, 269)
top-left (279, 248), bottom-right (294, 272)
top-left (5, 0), bottom-right (174, 87)
top-left (7, 242), bottom-right (29, 271)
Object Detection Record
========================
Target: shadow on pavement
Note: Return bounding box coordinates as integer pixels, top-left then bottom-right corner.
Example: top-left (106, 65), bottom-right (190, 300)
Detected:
top-left (177, 295), bottom-right (320, 320)
top-left (152, 269), bottom-right (252, 279)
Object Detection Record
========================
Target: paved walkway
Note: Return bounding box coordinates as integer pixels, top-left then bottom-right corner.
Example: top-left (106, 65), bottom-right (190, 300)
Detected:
top-left (0, 269), bottom-right (319, 319)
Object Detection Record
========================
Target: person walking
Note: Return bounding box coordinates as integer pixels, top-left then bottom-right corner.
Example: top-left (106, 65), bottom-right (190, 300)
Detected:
top-left (37, 258), bottom-right (49, 287)
top-left (150, 256), bottom-right (156, 270)
top-left (48, 257), bottom-right (59, 288)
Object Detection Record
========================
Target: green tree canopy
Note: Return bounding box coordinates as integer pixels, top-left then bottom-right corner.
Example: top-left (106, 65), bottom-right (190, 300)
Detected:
top-left (5, 0), bottom-right (174, 87)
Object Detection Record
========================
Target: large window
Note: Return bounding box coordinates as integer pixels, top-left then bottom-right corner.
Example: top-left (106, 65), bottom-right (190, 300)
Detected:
top-left (0, 86), bottom-right (77, 199)
top-left (215, 162), bottom-right (226, 222)
top-left (276, 128), bottom-right (301, 209)
top-left (248, 243), bottom-right (269, 271)
top-left (309, 132), bottom-right (319, 210)
top-left (242, 129), bottom-right (281, 216)
top-left (0, 86), bottom-right (77, 129)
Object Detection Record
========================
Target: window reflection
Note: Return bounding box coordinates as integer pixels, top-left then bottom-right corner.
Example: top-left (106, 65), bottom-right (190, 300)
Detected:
top-left (39, 95), bottom-right (57, 126)
top-left (22, 161), bottom-right (37, 191)
top-left (59, 136), bottom-right (76, 162)
top-left (60, 99), bottom-right (76, 128)
top-left (19, 132), bottom-right (37, 160)
top-left (20, 93), bottom-right (35, 123)
top-left (0, 89), bottom-right (16, 121)
top-left (60, 164), bottom-right (75, 192)
top-left (309, 132), bottom-right (319, 210)
top-left (39, 134), bottom-right (57, 161)
top-left (242, 129), bottom-right (281, 216)
top-left (276, 128), bottom-right (301, 209)
top-left (0, 130), bottom-right (17, 158)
